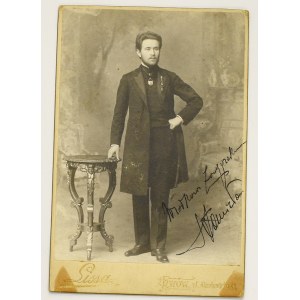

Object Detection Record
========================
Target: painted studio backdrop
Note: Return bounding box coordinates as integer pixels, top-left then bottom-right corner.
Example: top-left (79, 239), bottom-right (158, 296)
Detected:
top-left (53, 7), bottom-right (247, 266)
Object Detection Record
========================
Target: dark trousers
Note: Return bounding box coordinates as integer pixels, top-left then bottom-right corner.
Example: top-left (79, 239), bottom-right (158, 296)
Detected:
top-left (132, 126), bottom-right (177, 250)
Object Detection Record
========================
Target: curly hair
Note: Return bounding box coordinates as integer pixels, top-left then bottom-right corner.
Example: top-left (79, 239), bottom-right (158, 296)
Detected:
top-left (135, 31), bottom-right (162, 50)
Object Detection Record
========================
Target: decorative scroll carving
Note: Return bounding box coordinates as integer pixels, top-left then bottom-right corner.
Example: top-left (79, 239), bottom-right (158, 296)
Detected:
top-left (69, 224), bottom-right (82, 252)
top-left (98, 165), bottom-right (117, 252)
top-left (99, 222), bottom-right (114, 252)
top-left (69, 162), bottom-right (109, 174)
top-left (66, 163), bottom-right (84, 251)
top-left (65, 156), bottom-right (119, 260)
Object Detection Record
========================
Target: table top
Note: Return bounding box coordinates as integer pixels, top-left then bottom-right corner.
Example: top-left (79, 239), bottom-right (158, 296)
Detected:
top-left (64, 155), bottom-right (121, 164)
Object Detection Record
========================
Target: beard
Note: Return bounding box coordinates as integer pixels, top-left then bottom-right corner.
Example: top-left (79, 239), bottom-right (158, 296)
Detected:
top-left (141, 56), bottom-right (160, 67)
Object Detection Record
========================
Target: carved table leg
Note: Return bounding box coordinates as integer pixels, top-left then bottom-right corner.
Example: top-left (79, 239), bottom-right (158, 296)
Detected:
top-left (99, 164), bottom-right (116, 252)
top-left (67, 164), bottom-right (84, 252)
top-left (86, 165), bottom-right (95, 260)
top-left (86, 228), bottom-right (93, 261)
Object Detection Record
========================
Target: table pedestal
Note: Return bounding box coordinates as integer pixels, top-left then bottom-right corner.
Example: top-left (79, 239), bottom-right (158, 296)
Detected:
top-left (65, 155), bottom-right (119, 260)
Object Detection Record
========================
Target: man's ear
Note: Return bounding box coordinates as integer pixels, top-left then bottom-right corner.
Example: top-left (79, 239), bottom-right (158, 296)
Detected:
top-left (136, 49), bottom-right (141, 58)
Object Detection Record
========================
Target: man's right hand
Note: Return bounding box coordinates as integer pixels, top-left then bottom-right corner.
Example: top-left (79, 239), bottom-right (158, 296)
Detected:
top-left (108, 144), bottom-right (120, 160)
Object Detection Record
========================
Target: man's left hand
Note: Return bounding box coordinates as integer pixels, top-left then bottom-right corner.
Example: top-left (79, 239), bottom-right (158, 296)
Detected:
top-left (168, 116), bottom-right (183, 130)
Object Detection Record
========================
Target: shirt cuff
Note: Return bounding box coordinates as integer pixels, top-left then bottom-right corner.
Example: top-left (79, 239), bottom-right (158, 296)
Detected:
top-left (176, 115), bottom-right (184, 124)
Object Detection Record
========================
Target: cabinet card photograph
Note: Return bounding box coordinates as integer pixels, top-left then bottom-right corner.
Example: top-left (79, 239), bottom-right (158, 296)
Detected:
top-left (49, 6), bottom-right (249, 297)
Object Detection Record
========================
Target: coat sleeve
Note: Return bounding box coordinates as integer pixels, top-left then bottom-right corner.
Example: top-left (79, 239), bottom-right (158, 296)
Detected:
top-left (172, 73), bottom-right (203, 125)
top-left (110, 75), bottom-right (129, 146)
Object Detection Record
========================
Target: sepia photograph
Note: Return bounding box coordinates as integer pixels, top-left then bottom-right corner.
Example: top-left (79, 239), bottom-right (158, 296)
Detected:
top-left (49, 6), bottom-right (248, 297)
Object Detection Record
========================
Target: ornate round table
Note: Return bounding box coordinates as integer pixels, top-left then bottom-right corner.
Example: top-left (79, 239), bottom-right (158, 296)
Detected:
top-left (64, 155), bottom-right (120, 260)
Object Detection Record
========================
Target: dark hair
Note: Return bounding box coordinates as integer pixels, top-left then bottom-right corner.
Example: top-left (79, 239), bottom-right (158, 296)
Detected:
top-left (135, 31), bottom-right (162, 50)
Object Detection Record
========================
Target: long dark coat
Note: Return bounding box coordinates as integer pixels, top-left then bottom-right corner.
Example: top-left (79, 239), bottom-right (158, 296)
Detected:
top-left (110, 66), bottom-right (203, 195)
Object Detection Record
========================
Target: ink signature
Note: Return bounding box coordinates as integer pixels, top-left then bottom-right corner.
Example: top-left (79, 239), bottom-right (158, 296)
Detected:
top-left (161, 141), bottom-right (246, 255)
top-left (177, 182), bottom-right (243, 255)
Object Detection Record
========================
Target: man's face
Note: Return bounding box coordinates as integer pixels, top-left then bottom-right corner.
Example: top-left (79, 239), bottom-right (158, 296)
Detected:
top-left (136, 39), bottom-right (160, 67)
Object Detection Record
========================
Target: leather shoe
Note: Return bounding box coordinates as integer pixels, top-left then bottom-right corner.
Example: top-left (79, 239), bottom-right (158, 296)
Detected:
top-left (151, 249), bottom-right (169, 263)
top-left (124, 244), bottom-right (151, 256)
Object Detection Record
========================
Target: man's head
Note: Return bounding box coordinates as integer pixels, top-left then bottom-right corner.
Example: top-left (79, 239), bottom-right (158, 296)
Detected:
top-left (136, 32), bottom-right (162, 67)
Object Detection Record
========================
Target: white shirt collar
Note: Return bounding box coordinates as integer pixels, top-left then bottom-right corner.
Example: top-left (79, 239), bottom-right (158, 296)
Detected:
top-left (141, 62), bottom-right (149, 69)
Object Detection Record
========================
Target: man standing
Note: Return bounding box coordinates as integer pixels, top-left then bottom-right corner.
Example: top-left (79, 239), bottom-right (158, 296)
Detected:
top-left (108, 32), bottom-right (203, 263)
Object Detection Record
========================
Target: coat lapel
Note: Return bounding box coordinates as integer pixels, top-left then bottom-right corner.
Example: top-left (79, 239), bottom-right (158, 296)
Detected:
top-left (133, 69), bottom-right (148, 107)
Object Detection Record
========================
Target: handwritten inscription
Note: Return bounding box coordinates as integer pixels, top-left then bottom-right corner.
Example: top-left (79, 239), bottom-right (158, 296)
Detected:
top-left (162, 186), bottom-right (202, 222)
top-left (162, 141), bottom-right (246, 255)
top-left (203, 141), bottom-right (246, 194)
